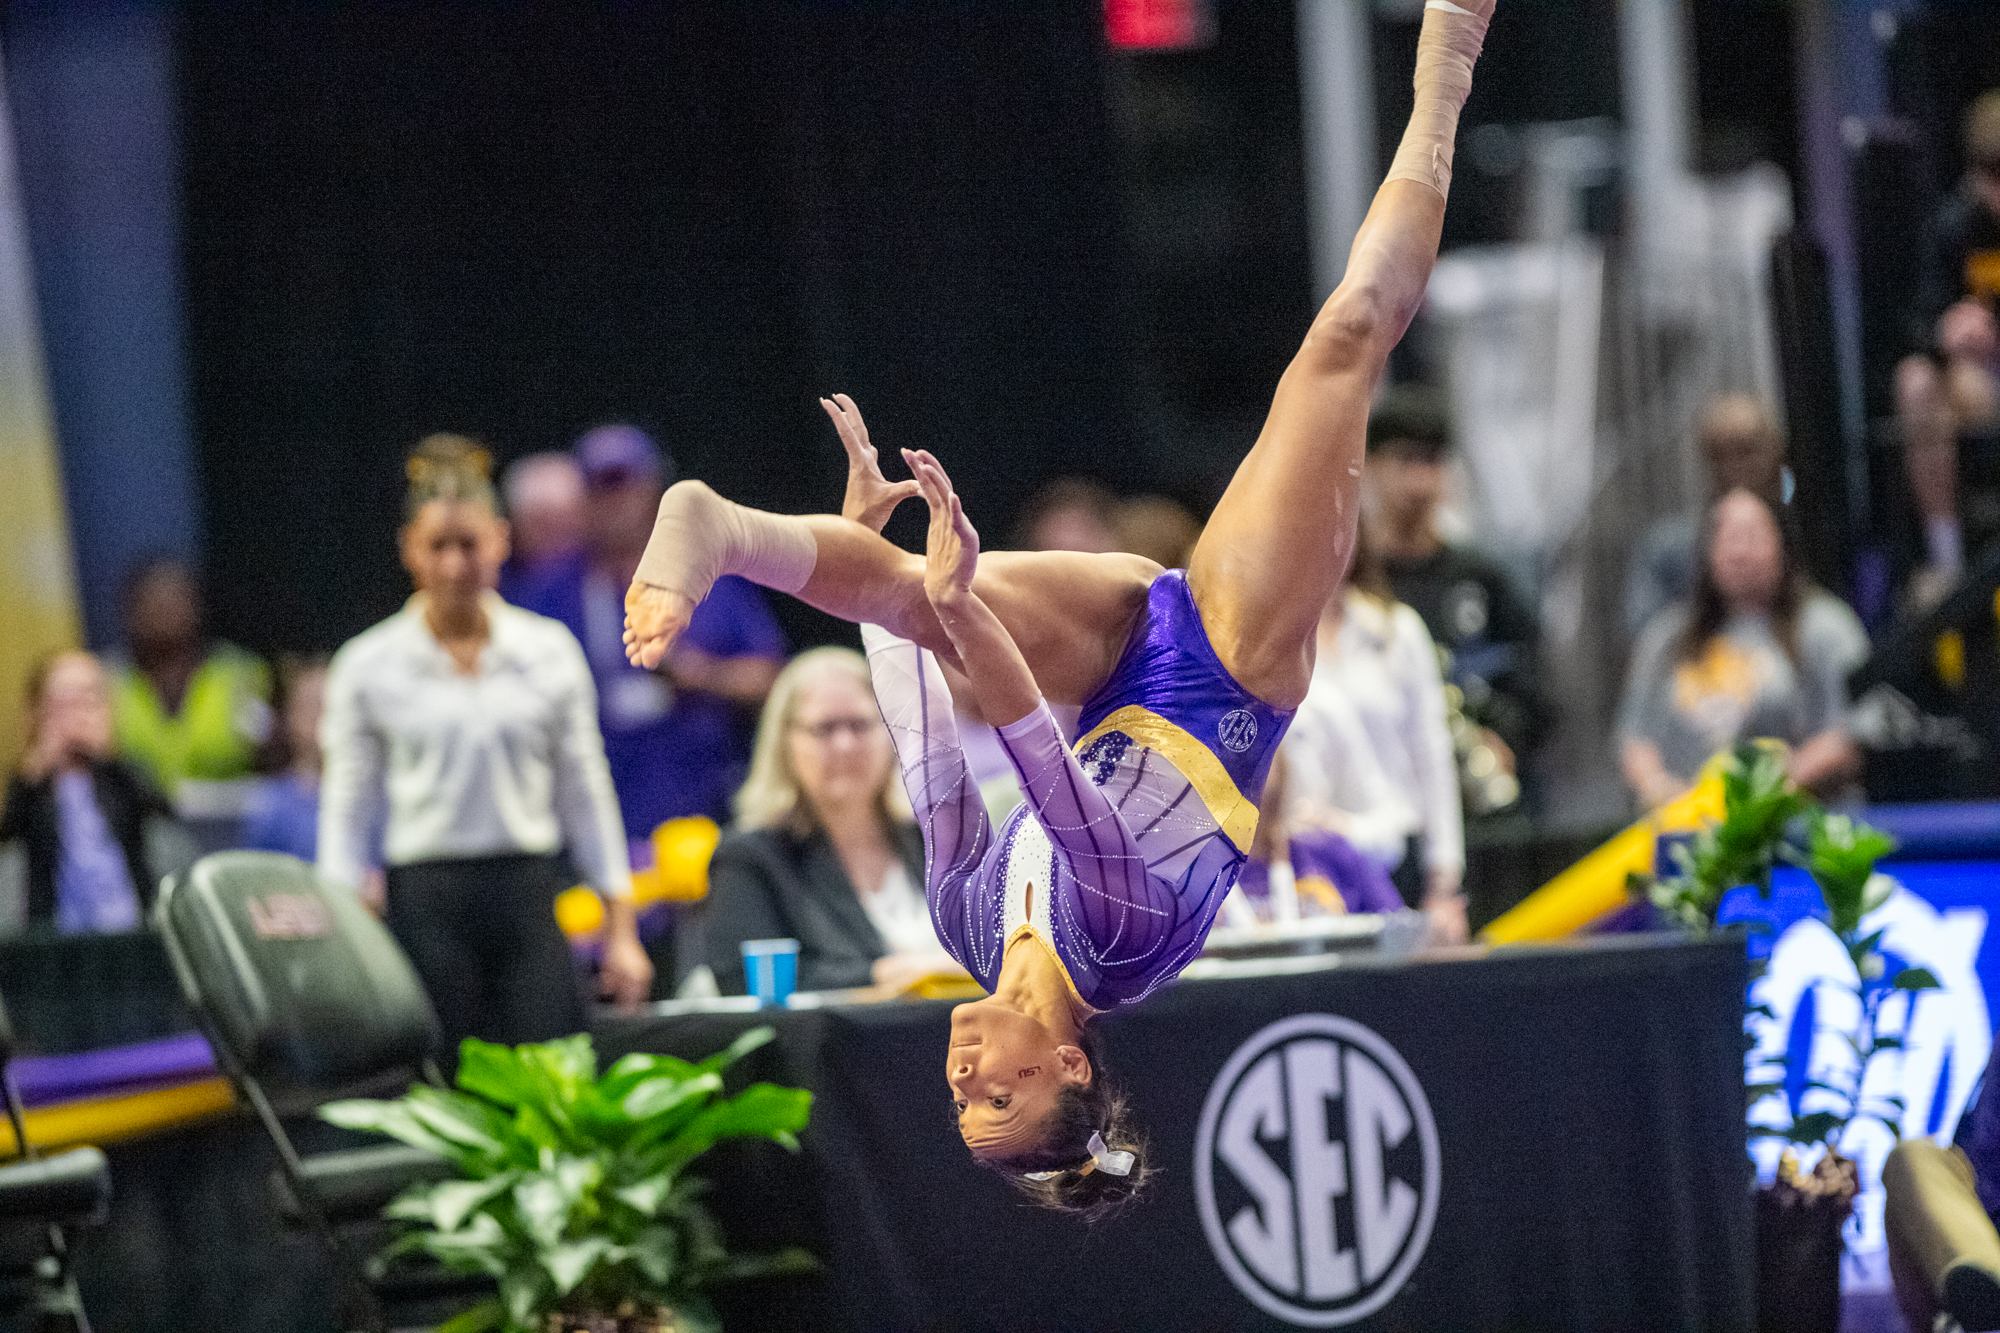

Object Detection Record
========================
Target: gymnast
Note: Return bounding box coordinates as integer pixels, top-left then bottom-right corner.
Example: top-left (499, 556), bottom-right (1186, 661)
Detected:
top-left (624, 0), bottom-right (1493, 1220)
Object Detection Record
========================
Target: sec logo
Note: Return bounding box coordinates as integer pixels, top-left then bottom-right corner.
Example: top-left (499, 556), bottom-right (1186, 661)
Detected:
top-left (1218, 708), bottom-right (1259, 753)
top-left (1195, 1014), bottom-right (1440, 1326)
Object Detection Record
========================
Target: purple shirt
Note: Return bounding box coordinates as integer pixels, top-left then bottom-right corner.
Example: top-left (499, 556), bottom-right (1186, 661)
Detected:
top-left (241, 772), bottom-right (322, 863)
top-left (1238, 828), bottom-right (1404, 917)
top-left (53, 770), bottom-right (141, 934)
top-left (513, 554), bottom-right (784, 835)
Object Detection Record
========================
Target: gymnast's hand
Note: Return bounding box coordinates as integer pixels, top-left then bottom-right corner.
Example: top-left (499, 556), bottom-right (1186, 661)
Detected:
top-left (623, 581), bottom-right (694, 670)
top-left (905, 448), bottom-right (978, 614)
top-left (822, 393), bottom-right (921, 534)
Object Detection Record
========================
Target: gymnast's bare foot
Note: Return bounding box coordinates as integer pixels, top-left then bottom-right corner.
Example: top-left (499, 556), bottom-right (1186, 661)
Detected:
top-left (822, 393), bottom-right (921, 535)
top-left (623, 581), bottom-right (693, 669)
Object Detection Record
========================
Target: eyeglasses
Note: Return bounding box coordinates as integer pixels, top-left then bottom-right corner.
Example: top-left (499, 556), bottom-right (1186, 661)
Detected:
top-left (791, 717), bottom-right (879, 742)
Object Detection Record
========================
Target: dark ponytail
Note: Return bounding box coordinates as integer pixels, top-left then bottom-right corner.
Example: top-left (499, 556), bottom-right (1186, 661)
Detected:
top-left (974, 1030), bottom-right (1150, 1224)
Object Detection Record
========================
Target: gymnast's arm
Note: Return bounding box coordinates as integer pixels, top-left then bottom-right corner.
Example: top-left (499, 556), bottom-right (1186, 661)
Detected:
top-left (903, 448), bottom-right (1042, 731)
top-left (315, 647), bottom-right (385, 893)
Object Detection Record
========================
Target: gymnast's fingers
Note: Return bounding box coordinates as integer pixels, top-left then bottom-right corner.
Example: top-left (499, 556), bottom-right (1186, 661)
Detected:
top-left (821, 396), bottom-right (866, 460)
top-left (832, 393), bottom-right (873, 457)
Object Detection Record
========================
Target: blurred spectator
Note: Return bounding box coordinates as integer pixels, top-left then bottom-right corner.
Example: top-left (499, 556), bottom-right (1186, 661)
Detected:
top-left (240, 657), bottom-right (329, 863)
top-left (1283, 529), bottom-right (1466, 938)
top-left (1012, 476), bottom-right (1119, 552)
top-left (109, 557), bottom-right (271, 801)
top-left (1113, 494), bottom-right (1201, 569)
top-left (1624, 394), bottom-right (1789, 637)
top-left (705, 648), bottom-right (965, 996)
top-left (1896, 89), bottom-right (2000, 603)
top-left (320, 435), bottom-right (650, 1046)
top-left (1619, 488), bottom-right (1868, 809)
top-left (497, 451), bottom-right (586, 603)
top-left (514, 425), bottom-right (783, 850)
top-left (1235, 753), bottom-right (1403, 923)
top-left (1365, 386), bottom-right (1541, 766)
top-left (1, 651), bottom-right (196, 934)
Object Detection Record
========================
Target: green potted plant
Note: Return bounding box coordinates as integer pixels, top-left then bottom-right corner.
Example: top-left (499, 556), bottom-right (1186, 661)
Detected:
top-left (1747, 810), bottom-right (1938, 1333)
top-left (320, 1027), bottom-right (815, 1333)
top-left (1634, 745), bottom-right (1940, 1333)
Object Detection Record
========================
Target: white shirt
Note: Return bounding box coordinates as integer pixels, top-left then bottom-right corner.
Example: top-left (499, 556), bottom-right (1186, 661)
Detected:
top-left (1284, 590), bottom-right (1464, 876)
top-left (856, 862), bottom-right (942, 957)
top-left (318, 594), bottom-right (632, 898)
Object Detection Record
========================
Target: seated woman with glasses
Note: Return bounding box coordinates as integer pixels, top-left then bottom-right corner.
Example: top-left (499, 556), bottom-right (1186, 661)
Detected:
top-left (703, 647), bottom-right (968, 996)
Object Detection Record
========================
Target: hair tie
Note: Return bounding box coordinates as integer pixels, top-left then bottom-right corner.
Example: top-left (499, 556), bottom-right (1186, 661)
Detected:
top-left (1021, 1130), bottom-right (1133, 1182)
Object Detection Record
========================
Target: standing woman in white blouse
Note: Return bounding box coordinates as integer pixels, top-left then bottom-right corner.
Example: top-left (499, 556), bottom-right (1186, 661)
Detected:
top-left (1282, 530), bottom-right (1468, 942)
top-left (318, 436), bottom-right (652, 1048)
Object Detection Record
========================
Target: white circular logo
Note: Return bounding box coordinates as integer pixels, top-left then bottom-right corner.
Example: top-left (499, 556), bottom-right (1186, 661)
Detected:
top-left (1218, 708), bottom-right (1259, 753)
top-left (1195, 1014), bottom-right (1440, 1327)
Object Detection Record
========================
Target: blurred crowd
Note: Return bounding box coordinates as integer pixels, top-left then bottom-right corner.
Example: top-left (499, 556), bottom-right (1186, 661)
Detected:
top-left (5, 86), bottom-right (1997, 1042)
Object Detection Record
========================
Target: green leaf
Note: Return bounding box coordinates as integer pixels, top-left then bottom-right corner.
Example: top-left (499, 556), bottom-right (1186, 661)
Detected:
top-left (317, 1098), bottom-right (471, 1166)
top-left (613, 1174), bottom-right (677, 1218)
top-left (1893, 967), bottom-right (1942, 992)
top-left (514, 1175), bottom-right (575, 1251)
top-left (1784, 1110), bottom-right (1845, 1147)
top-left (629, 1225), bottom-right (678, 1284)
top-left (407, 1175), bottom-right (518, 1234)
top-left (457, 1040), bottom-right (537, 1110)
top-left (540, 1237), bottom-right (613, 1296)
top-left (436, 1299), bottom-right (506, 1333)
top-left (696, 1026), bottom-right (777, 1075)
top-left (599, 1052), bottom-right (702, 1103)
top-left (646, 1084), bottom-right (812, 1173)
top-left (499, 1268), bottom-right (546, 1330)
top-left (624, 1072), bottom-right (723, 1122)
top-left (403, 1085), bottom-right (512, 1160)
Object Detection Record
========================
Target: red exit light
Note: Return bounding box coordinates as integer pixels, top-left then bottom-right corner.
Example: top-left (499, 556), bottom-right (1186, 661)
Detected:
top-left (1105, 0), bottom-right (1215, 51)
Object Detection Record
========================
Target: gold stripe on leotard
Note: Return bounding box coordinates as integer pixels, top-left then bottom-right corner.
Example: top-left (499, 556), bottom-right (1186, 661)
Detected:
top-left (1072, 705), bottom-right (1260, 852)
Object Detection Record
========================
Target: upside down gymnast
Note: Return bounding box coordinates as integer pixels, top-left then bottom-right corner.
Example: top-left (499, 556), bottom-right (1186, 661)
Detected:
top-left (623, 0), bottom-right (1495, 1221)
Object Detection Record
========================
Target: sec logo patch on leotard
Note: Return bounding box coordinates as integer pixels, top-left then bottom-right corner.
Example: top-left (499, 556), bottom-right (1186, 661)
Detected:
top-left (1195, 1014), bottom-right (1440, 1327)
top-left (1217, 708), bottom-right (1258, 753)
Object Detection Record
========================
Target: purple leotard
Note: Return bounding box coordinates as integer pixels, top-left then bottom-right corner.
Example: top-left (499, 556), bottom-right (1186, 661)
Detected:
top-left (864, 570), bottom-right (1292, 1009)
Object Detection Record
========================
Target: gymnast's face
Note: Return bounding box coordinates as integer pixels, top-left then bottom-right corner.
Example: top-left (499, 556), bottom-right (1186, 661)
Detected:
top-left (402, 499), bottom-right (510, 612)
top-left (947, 1001), bottom-right (1089, 1158)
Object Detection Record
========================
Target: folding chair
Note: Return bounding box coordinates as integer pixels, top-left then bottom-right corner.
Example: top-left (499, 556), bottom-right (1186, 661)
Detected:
top-left (0, 995), bottom-right (110, 1333)
top-left (155, 851), bottom-right (473, 1333)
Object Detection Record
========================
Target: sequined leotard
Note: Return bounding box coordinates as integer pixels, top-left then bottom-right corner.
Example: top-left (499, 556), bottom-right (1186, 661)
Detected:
top-left (863, 570), bottom-right (1292, 1009)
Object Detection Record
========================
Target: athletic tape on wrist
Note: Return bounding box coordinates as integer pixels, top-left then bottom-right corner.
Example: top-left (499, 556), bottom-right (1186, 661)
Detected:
top-left (1384, 0), bottom-right (1489, 200)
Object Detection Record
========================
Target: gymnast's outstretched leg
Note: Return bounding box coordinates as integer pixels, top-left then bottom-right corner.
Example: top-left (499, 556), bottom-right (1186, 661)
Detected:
top-left (1188, 0), bottom-right (1493, 709)
top-left (623, 394), bottom-right (1154, 707)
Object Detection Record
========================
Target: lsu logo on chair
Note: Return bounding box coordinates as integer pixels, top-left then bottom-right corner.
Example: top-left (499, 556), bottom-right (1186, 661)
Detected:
top-left (1195, 1014), bottom-right (1440, 1326)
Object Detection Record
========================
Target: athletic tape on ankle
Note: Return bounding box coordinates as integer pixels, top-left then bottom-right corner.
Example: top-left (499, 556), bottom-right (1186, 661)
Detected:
top-left (1384, 0), bottom-right (1489, 200)
top-left (635, 482), bottom-right (818, 602)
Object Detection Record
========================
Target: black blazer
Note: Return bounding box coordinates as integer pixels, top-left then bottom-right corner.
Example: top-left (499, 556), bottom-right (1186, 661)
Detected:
top-left (0, 760), bottom-right (175, 927)
top-left (704, 822), bottom-right (926, 995)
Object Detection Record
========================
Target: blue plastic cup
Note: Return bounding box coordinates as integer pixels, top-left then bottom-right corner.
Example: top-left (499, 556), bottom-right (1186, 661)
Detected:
top-left (740, 938), bottom-right (800, 1007)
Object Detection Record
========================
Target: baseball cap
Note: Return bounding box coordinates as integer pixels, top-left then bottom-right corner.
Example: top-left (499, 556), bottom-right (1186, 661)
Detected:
top-left (573, 425), bottom-right (671, 487)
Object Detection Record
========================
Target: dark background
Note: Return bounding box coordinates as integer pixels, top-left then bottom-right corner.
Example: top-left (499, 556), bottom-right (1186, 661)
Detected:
top-left (179, 2), bottom-right (1135, 657)
top-left (171, 0), bottom-right (2000, 660)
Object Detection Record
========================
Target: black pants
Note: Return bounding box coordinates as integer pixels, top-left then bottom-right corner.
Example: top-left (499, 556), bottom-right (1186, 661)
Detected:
top-left (384, 852), bottom-right (586, 1054)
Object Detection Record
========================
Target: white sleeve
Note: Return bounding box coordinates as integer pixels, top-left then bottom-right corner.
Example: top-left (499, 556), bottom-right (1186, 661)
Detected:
top-left (546, 631), bottom-right (633, 899)
top-left (316, 646), bottom-right (385, 890)
top-left (1394, 607), bottom-right (1464, 877)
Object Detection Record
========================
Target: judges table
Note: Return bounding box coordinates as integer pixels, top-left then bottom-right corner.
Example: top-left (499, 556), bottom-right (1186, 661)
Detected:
top-left (603, 934), bottom-right (1752, 1333)
top-left (0, 931), bottom-right (1748, 1331)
